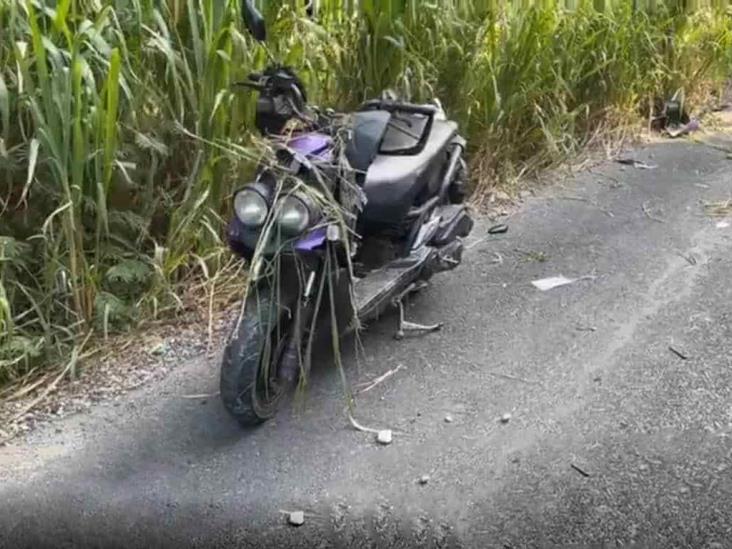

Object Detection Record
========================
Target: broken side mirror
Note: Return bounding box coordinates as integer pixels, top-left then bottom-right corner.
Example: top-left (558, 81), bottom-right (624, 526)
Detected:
top-left (242, 0), bottom-right (266, 42)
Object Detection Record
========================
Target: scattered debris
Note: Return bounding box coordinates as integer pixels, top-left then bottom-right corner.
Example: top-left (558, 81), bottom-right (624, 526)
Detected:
top-left (519, 190), bottom-right (532, 199)
top-left (288, 511), bottom-right (305, 527)
top-left (500, 413), bottom-right (512, 424)
top-left (486, 370), bottom-right (541, 385)
top-left (487, 251), bottom-right (504, 265)
top-left (531, 275), bottom-right (596, 291)
top-left (717, 221), bottom-right (730, 228)
top-left (642, 201), bottom-right (666, 223)
top-left (677, 252), bottom-right (697, 266)
top-left (516, 248), bottom-right (548, 262)
top-left (148, 341), bottom-right (169, 356)
top-left (491, 190), bottom-right (511, 202)
top-left (532, 275), bottom-right (573, 291)
top-left (615, 157), bottom-right (658, 170)
top-left (376, 430), bottom-right (393, 445)
top-left (418, 475), bottom-right (430, 485)
top-left (355, 364), bottom-right (404, 394)
top-left (705, 200), bottom-right (732, 217)
top-left (669, 345), bottom-right (689, 360)
top-left (488, 223), bottom-right (509, 235)
top-left (180, 391), bottom-right (220, 400)
top-left (570, 464), bottom-right (591, 478)
top-left (444, 414), bottom-right (454, 424)
top-left (666, 118), bottom-right (701, 138)
top-left (663, 92), bottom-right (685, 128)
top-left (576, 325), bottom-right (597, 332)
top-left (348, 412), bottom-right (393, 446)
top-left (466, 224), bottom-right (510, 251)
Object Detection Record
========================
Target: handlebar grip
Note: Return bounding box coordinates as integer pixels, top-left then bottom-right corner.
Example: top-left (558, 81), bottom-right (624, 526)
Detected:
top-left (233, 80), bottom-right (264, 91)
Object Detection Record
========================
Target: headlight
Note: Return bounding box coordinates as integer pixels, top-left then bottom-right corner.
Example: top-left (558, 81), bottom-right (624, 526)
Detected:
top-left (276, 195), bottom-right (310, 235)
top-left (234, 189), bottom-right (268, 227)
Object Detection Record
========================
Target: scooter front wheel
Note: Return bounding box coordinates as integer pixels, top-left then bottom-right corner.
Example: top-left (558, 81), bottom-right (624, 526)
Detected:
top-left (220, 292), bottom-right (288, 426)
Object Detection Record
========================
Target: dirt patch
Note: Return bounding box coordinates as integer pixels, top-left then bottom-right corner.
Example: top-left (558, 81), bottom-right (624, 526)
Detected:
top-left (0, 301), bottom-right (238, 445)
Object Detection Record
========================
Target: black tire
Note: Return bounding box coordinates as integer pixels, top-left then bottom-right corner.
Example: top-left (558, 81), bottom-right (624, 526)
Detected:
top-left (220, 292), bottom-right (287, 427)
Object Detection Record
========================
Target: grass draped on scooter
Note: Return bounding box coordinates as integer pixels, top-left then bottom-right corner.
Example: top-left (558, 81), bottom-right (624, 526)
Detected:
top-left (224, 125), bottom-right (363, 409)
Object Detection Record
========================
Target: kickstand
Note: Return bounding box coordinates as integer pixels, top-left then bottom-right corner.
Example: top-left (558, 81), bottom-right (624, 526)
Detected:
top-left (393, 282), bottom-right (443, 340)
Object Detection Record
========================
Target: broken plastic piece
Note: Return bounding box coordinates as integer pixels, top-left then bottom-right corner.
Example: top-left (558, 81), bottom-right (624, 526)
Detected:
top-left (666, 118), bottom-right (700, 138)
top-left (288, 511), bottom-right (305, 526)
top-left (376, 430), bottom-right (393, 445)
top-left (615, 158), bottom-right (657, 170)
top-left (531, 275), bottom-right (575, 291)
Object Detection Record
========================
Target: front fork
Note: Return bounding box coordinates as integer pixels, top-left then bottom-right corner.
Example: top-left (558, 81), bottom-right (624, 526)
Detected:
top-left (277, 269), bottom-right (319, 385)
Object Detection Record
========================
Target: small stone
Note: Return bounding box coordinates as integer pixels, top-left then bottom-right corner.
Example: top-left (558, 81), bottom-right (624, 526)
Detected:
top-left (149, 342), bottom-right (168, 356)
top-left (376, 430), bottom-right (393, 445)
top-left (288, 511), bottom-right (305, 526)
top-left (500, 413), bottom-right (511, 424)
top-left (419, 475), bottom-right (430, 485)
top-left (444, 414), bottom-right (454, 424)
top-left (494, 190), bottom-right (511, 202)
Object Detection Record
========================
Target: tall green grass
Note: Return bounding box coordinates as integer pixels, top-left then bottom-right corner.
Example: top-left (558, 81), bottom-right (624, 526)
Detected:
top-left (1, 0), bottom-right (731, 386)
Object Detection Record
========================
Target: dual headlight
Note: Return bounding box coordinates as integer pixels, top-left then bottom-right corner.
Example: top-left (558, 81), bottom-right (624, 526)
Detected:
top-left (234, 187), bottom-right (312, 235)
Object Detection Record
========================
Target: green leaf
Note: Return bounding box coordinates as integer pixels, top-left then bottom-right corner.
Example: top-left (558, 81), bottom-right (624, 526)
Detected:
top-left (105, 259), bottom-right (152, 286)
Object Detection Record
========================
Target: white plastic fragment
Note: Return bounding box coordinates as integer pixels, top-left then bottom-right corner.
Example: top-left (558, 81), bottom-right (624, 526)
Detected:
top-left (288, 511), bottom-right (305, 526)
top-left (376, 430), bottom-right (393, 445)
top-left (716, 220), bottom-right (730, 229)
top-left (419, 475), bottom-right (430, 485)
top-left (444, 414), bottom-right (454, 423)
top-left (531, 275), bottom-right (575, 291)
top-left (500, 413), bottom-right (512, 424)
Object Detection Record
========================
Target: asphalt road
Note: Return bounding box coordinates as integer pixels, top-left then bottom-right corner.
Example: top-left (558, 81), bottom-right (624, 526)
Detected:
top-left (1, 137), bottom-right (732, 548)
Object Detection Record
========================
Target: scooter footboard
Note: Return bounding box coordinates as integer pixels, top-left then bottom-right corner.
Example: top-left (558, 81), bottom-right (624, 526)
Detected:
top-left (353, 247), bottom-right (434, 322)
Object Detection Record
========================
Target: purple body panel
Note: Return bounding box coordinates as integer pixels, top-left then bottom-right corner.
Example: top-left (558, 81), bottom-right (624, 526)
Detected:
top-left (288, 132), bottom-right (333, 251)
top-left (287, 132), bottom-right (334, 162)
top-left (228, 132), bottom-right (334, 257)
top-left (295, 226), bottom-right (328, 251)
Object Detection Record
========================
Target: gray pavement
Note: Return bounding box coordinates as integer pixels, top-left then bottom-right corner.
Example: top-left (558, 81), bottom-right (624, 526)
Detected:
top-left (1, 138), bottom-right (731, 548)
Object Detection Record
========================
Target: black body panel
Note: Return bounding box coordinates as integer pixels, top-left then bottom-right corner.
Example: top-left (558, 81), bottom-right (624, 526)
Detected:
top-left (360, 119), bottom-right (458, 228)
top-left (345, 111), bottom-right (391, 173)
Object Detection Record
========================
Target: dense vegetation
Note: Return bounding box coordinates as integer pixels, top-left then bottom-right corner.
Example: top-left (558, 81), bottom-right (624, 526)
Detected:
top-left (1, 0), bottom-right (731, 385)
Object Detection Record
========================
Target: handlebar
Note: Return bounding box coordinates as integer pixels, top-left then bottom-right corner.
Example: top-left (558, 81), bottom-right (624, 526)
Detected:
top-left (360, 99), bottom-right (438, 117)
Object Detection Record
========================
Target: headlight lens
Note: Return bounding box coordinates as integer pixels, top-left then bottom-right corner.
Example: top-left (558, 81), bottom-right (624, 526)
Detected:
top-left (276, 195), bottom-right (310, 235)
top-left (234, 189), bottom-right (268, 227)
